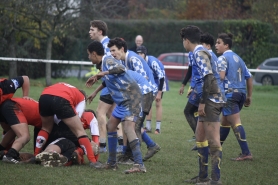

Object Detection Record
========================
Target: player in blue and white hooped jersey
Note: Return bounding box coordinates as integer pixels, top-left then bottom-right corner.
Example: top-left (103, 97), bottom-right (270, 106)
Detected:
top-left (86, 41), bottom-right (146, 174)
top-left (108, 38), bottom-right (161, 162)
top-left (108, 38), bottom-right (158, 96)
top-left (136, 45), bottom-right (169, 134)
top-left (89, 20), bottom-right (123, 153)
top-left (216, 32), bottom-right (253, 161)
top-left (179, 51), bottom-right (199, 142)
top-left (181, 26), bottom-right (226, 185)
top-left (121, 70), bottom-right (161, 162)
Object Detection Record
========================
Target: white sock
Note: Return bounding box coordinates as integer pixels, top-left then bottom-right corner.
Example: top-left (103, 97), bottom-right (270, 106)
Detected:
top-left (156, 121), bottom-right (161, 130)
top-left (146, 120), bottom-right (152, 130)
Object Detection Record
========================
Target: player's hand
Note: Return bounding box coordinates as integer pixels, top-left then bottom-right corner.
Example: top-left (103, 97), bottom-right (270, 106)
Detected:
top-left (244, 97), bottom-right (252, 107)
top-left (95, 72), bottom-right (105, 79)
top-left (87, 92), bottom-right (97, 104)
top-left (198, 103), bottom-right (206, 116)
top-left (85, 76), bottom-right (98, 87)
top-left (179, 86), bottom-right (184, 95)
top-left (22, 96), bottom-right (35, 101)
top-left (155, 91), bottom-right (162, 102)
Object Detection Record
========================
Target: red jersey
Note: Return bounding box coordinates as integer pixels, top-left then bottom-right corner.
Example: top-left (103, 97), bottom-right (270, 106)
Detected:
top-left (41, 83), bottom-right (85, 107)
top-left (11, 98), bottom-right (42, 128)
top-left (81, 112), bottom-right (99, 136)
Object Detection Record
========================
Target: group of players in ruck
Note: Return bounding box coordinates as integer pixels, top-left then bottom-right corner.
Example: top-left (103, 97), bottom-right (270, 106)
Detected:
top-left (0, 20), bottom-right (253, 185)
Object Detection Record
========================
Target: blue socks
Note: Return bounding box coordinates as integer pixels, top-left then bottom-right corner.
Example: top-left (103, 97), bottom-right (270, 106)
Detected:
top-left (142, 131), bottom-right (156, 148)
top-left (107, 132), bottom-right (118, 164)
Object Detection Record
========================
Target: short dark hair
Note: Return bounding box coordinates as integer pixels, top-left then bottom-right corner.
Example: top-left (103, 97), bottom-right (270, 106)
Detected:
top-left (90, 20), bottom-right (108, 36)
top-left (200, 32), bottom-right (215, 48)
top-left (136, 45), bottom-right (147, 55)
top-left (108, 37), bottom-right (127, 52)
top-left (79, 89), bottom-right (87, 103)
top-left (87, 41), bottom-right (104, 56)
top-left (218, 33), bottom-right (233, 49)
top-left (180, 25), bottom-right (202, 44)
top-left (85, 109), bottom-right (97, 119)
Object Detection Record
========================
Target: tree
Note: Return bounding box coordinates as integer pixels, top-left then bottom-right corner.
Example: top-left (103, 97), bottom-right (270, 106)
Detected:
top-left (0, 1), bottom-right (21, 78)
top-left (252, 0), bottom-right (278, 33)
top-left (10, 0), bottom-right (82, 86)
top-left (177, 0), bottom-right (255, 20)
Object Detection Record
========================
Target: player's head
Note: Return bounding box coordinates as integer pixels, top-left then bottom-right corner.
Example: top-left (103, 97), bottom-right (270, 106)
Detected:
top-left (215, 33), bottom-right (233, 54)
top-left (89, 20), bottom-right (108, 41)
top-left (85, 109), bottom-right (97, 119)
top-left (87, 41), bottom-right (104, 65)
top-left (136, 45), bottom-right (147, 59)
top-left (108, 37), bottom-right (127, 60)
top-left (217, 33), bottom-right (233, 48)
top-left (180, 25), bottom-right (202, 51)
top-left (135, 35), bottom-right (143, 47)
top-left (200, 32), bottom-right (215, 50)
top-left (79, 89), bottom-right (87, 102)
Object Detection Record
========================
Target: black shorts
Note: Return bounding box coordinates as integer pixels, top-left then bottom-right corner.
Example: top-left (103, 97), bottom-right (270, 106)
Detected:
top-left (198, 100), bottom-right (224, 122)
top-left (0, 99), bottom-right (22, 126)
top-left (39, 94), bottom-right (76, 119)
top-left (49, 138), bottom-right (76, 156)
top-left (34, 122), bottom-right (79, 151)
top-left (99, 94), bottom-right (114, 105)
top-left (159, 92), bottom-right (164, 99)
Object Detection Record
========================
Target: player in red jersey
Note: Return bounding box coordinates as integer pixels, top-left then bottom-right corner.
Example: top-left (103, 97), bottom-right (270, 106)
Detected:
top-left (0, 98), bottom-right (41, 163)
top-left (0, 76), bottom-right (32, 104)
top-left (52, 109), bottom-right (100, 164)
top-left (34, 82), bottom-right (102, 168)
top-left (28, 109), bottom-right (99, 166)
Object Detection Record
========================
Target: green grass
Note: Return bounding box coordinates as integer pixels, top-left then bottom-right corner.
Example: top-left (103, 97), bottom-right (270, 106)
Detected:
top-left (0, 78), bottom-right (278, 185)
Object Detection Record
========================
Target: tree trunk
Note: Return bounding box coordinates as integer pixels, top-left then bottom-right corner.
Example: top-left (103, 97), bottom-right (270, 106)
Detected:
top-left (45, 35), bottom-right (54, 86)
top-left (8, 30), bottom-right (17, 78)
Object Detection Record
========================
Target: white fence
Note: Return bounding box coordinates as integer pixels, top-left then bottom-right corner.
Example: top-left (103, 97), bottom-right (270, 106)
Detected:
top-left (1, 57), bottom-right (278, 73)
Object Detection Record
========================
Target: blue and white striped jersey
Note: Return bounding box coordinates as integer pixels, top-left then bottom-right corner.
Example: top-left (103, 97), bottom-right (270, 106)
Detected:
top-left (145, 55), bottom-right (169, 91)
top-left (100, 36), bottom-right (111, 96)
top-left (101, 55), bottom-right (142, 106)
top-left (123, 50), bottom-right (158, 95)
top-left (188, 51), bottom-right (196, 88)
top-left (193, 45), bottom-right (226, 103)
top-left (101, 36), bottom-right (110, 56)
top-left (126, 70), bottom-right (153, 95)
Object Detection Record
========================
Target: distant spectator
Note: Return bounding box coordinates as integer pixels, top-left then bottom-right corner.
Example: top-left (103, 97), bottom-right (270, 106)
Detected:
top-left (129, 35), bottom-right (144, 52)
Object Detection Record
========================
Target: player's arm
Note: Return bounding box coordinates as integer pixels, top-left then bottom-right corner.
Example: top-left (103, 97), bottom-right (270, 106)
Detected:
top-left (180, 64), bottom-right (192, 95)
top-left (156, 80), bottom-right (164, 102)
top-left (217, 56), bottom-right (227, 81)
top-left (75, 101), bottom-right (86, 118)
top-left (182, 65), bottom-right (192, 86)
top-left (21, 76), bottom-right (30, 98)
top-left (244, 66), bottom-right (253, 107)
top-left (107, 58), bottom-right (126, 75)
top-left (196, 51), bottom-right (214, 116)
top-left (7, 76), bottom-right (32, 100)
top-left (152, 61), bottom-right (165, 100)
top-left (244, 77), bottom-right (253, 107)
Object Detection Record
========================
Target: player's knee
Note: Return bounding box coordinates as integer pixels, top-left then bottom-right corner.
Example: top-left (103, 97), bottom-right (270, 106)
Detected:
top-left (155, 102), bottom-right (162, 109)
top-left (21, 135), bottom-right (31, 145)
top-left (97, 114), bottom-right (107, 124)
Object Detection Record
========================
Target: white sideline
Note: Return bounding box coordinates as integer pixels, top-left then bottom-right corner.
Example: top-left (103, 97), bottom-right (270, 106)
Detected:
top-left (1, 57), bottom-right (278, 73)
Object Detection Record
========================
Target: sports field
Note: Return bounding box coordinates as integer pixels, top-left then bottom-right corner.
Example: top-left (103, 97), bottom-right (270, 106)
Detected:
top-left (0, 77), bottom-right (277, 185)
